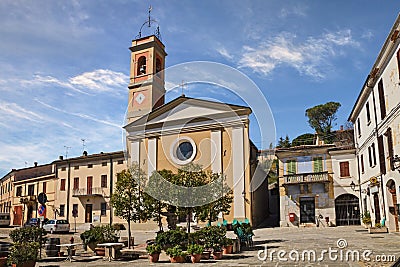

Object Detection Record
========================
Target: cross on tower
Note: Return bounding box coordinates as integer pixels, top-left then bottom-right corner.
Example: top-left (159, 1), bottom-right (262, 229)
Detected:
top-left (180, 80), bottom-right (186, 96)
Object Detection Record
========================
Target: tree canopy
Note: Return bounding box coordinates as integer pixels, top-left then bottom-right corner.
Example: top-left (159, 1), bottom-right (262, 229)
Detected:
top-left (305, 102), bottom-right (341, 143)
top-left (291, 133), bottom-right (315, 146)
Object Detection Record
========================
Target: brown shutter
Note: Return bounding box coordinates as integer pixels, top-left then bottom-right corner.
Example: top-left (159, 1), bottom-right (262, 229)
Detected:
top-left (378, 79), bottom-right (386, 120)
top-left (387, 128), bottom-right (394, 171)
top-left (377, 135), bottom-right (386, 175)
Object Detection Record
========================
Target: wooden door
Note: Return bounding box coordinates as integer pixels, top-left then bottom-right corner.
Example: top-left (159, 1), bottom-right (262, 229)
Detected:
top-left (87, 176), bottom-right (93, 195)
top-left (13, 205), bottom-right (22, 226)
top-left (85, 204), bottom-right (92, 223)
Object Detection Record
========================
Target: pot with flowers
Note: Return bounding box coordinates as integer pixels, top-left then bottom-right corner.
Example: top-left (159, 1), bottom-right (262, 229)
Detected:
top-left (165, 245), bottom-right (187, 263)
top-left (222, 237), bottom-right (234, 254)
top-left (187, 244), bottom-right (204, 263)
top-left (146, 244), bottom-right (162, 263)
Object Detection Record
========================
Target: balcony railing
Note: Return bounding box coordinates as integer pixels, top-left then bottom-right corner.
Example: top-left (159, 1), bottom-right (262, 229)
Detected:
top-left (283, 172), bottom-right (329, 184)
top-left (72, 187), bottom-right (104, 197)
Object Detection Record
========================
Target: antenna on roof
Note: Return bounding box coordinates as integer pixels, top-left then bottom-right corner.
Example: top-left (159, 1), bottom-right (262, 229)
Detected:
top-left (180, 80), bottom-right (186, 97)
top-left (64, 146), bottom-right (71, 159)
top-left (81, 139), bottom-right (86, 153)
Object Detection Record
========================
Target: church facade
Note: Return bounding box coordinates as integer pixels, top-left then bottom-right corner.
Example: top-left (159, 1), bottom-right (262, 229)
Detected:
top-left (123, 34), bottom-right (269, 226)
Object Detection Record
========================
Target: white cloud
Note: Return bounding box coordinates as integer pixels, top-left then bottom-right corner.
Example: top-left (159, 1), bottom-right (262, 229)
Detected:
top-left (69, 69), bottom-right (129, 93)
top-left (239, 30), bottom-right (360, 79)
top-left (361, 30), bottom-right (374, 40)
top-left (279, 5), bottom-right (307, 18)
top-left (0, 101), bottom-right (44, 122)
top-left (216, 47), bottom-right (233, 60)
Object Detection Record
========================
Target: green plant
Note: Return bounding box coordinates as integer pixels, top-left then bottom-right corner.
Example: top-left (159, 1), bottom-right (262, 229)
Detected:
top-left (146, 244), bottom-right (162, 255)
top-left (8, 242), bottom-right (39, 265)
top-left (165, 245), bottom-right (187, 258)
top-left (375, 223), bottom-right (382, 228)
top-left (187, 244), bottom-right (204, 255)
top-left (9, 227), bottom-right (46, 243)
top-left (362, 211), bottom-right (372, 225)
top-left (156, 228), bottom-right (188, 250)
top-left (222, 237), bottom-right (234, 246)
top-left (201, 226), bottom-right (226, 251)
top-left (80, 225), bottom-right (118, 246)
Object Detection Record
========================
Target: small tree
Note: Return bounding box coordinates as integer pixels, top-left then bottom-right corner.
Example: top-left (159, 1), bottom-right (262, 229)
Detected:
top-left (305, 102), bottom-right (341, 143)
top-left (277, 135), bottom-right (291, 148)
top-left (110, 163), bottom-right (148, 248)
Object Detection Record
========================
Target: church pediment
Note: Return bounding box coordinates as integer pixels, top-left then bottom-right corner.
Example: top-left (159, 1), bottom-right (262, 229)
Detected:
top-left (124, 96), bottom-right (251, 135)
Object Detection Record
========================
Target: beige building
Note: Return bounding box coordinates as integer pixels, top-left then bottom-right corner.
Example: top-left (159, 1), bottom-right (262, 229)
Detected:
top-left (124, 33), bottom-right (269, 226)
top-left (53, 151), bottom-right (126, 226)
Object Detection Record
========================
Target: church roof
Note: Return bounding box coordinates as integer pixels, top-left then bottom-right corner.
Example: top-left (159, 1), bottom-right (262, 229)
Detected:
top-left (124, 95), bottom-right (252, 129)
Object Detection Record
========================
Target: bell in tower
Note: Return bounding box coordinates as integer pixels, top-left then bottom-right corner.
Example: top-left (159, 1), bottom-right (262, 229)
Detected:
top-left (126, 6), bottom-right (167, 124)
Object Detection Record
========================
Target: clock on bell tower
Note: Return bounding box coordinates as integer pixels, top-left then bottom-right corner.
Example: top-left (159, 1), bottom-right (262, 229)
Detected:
top-left (127, 12), bottom-right (167, 124)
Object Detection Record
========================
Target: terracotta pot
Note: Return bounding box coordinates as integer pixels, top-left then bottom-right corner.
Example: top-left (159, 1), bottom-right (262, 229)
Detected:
top-left (148, 253), bottom-right (160, 263)
top-left (169, 255), bottom-right (185, 263)
top-left (191, 253), bottom-right (202, 263)
top-left (223, 245), bottom-right (233, 254)
top-left (95, 247), bottom-right (106, 256)
top-left (213, 251), bottom-right (223, 260)
top-left (11, 260), bottom-right (36, 267)
top-left (201, 251), bottom-right (211, 260)
top-left (0, 257), bottom-right (7, 267)
top-left (58, 251), bottom-right (65, 257)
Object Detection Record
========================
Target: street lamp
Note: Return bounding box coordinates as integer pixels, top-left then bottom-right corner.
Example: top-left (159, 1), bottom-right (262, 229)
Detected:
top-left (392, 155), bottom-right (400, 172)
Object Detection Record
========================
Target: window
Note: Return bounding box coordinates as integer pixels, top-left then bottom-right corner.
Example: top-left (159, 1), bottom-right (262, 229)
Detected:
top-left (117, 160), bottom-right (123, 165)
top-left (366, 102), bottom-right (371, 124)
top-left (286, 160), bottom-right (297, 175)
top-left (72, 204), bottom-right (78, 217)
top-left (73, 177), bottom-right (79, 190)
top-left (137, 56), bottom-right (147, 75)
top-left (339, 162), bottom-right (350, 177)
top-left (43, 182), bottom-right (47, 194)
top-left (360, 154), bottom-right (365, 173)
top-left (16, 186), bottom-right (22, 197)
top-left (357, 118), bottom-right (361, 136)
top-left (397, 48), bottom-right (400, 79)
top-left (88, 164), bottom-right (93, 168)
top-left (60, 179), bottom-right (66, 191)
top-left (378, 79), bottom-right (386, 120)
top-left (313, 157), bottom-right (323, 173)
top-left (61, 167), bottom-right (66, 171)
top-left (59, 204), bottom-right (65, 217)
top-left (102, 162), bottom-right (107, 166)
top-left (101, 202), bottom-right (107, 216)
top-left (386, 128), bottom-right (395, 171)
top-left (74, 166), bottom-right (79, 170)
top-left (372, 143), bottom-right (377, 166)
top-left (27, 184), bottom-right (34, 196)
top-left (377, 135), bottom-right (386, 175)
top-left (101, 175), bottom-right (107, 188)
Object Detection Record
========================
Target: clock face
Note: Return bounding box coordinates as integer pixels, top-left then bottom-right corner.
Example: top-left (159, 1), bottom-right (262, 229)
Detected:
top-left (135, 92), bottom-right (145, 104)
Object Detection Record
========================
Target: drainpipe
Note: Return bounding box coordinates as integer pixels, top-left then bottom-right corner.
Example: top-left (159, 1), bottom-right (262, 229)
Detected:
top-left (109, 155), bottom-right (113, 226)
top-left (66, 161), bottom-right (71, 221)
top-left (370, 83), bottom-right (387, 220)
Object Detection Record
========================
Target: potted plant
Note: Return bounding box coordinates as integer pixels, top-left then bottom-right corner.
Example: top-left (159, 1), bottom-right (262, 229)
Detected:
top-left (156, 228), bottom-right (188, 251)
top-left (187, 244), bottom-right (204, 263)
top-left (201, 226), bottom-right (226, 260)
top-left (80, 225), bottom-right (119, 254)
top-left (8, 242), bottom-right (39, 267)
top-left (146, 244), bottom-right (162, 263)
top-left (222, 237), bottom-right (234, 254)
top-left (165, 245), bottom-right (187, 263)
top-left (361, 211), bottom-right (372, 228)
top-left (212, 245), bottom-right (223, 260)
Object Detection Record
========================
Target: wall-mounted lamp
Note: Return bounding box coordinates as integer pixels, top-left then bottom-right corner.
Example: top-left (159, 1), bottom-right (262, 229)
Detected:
top-left (392, 155), bottom-right (400, 172)
top-left (350, 181), bottom-right (357, 191)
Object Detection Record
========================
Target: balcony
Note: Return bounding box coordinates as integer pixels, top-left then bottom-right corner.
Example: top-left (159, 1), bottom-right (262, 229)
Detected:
top-left (72, 187), bottom-right (104, 197)
top-left (283, 171), bottom-right (330, 185)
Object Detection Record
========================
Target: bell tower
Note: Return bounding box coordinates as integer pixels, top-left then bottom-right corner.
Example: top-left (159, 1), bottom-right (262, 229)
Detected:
top-left (127, 8), bottom-right (166, 123)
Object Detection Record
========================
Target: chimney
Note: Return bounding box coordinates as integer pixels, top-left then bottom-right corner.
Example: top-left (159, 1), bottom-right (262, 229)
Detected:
top-left (59, 155), bottom-right (64, 160)
top-left (34, 162), bottom-right (38, 167)
top-left (340, 125), bottom-right (344, 131)
top-left (83, 151), bottom-right (88, 156)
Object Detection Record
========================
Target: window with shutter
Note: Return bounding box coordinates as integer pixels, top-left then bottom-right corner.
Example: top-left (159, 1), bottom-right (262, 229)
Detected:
top-left (378, 79), bottom-right (386, 120)
top-left (377, 135), bottom-right (386, 175)
top-left (360, 154), bottom-right (365, 173)
top-left (387, 128), bottom-right (394, 171)
top-left (313, 157), bottom-right (323, 173)
top-left (286, 160), bottom-right (297, 175)
top-left (339, 161), bottom-right (350, 177)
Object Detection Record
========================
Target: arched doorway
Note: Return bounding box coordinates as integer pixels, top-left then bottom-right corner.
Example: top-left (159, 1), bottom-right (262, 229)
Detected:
top-left (386, 179), bottom-right (399, 231)
top-left (335, 194), bottom-right (360, 226)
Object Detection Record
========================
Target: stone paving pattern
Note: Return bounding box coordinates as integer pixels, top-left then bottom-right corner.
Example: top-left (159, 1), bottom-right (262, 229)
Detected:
top-left (2, 225), bottom-right (399, 267)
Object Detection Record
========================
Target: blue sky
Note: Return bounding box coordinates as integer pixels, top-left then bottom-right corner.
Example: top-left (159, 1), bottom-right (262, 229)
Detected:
top-left (0, 0), bottom-right (399, 176)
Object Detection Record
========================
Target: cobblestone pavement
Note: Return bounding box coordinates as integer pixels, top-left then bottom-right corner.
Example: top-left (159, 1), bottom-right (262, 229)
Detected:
top-left (1, 225), bottom-right (399, 267)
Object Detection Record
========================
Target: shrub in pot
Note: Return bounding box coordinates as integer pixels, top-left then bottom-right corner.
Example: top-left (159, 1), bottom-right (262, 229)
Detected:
top-left (222, 237), bottom-right (234, 254)
top-left (8, 242), bottom-right (39, 267)
top-left (80, 225), bottom-right (119, 252)
top-left (165, 245), bottom-right (187, 263)
top-left (187, 244), bottom-right (204, 263)
top-left (146, 244), bottom-right (162, 263)
top-left (156, 228), bottom-right (188, 251)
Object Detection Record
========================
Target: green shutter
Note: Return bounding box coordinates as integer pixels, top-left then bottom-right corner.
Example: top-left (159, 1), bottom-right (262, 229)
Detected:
top-left (287, 160), bottom-right (296, 174)
top-left (313, 157), bottom-right (323, 173)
